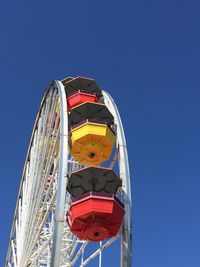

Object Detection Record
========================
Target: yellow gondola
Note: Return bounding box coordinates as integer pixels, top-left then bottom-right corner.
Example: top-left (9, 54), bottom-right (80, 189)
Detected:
top-left (70, 121), bottom-right (116, 165)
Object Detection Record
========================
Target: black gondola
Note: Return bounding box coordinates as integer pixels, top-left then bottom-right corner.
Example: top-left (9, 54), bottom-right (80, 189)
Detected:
top-left (63, 76), bottom-right (102, 99)
top-left (69, 102), bottom-right (114, 127)
top-left (67, 166), bottom-right (122, 197)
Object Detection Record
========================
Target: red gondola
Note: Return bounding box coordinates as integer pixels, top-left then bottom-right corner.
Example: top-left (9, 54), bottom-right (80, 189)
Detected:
top-left (67, 192), bottom-right (125, 242)
top-left (67, 90), bottom-right (100, 110)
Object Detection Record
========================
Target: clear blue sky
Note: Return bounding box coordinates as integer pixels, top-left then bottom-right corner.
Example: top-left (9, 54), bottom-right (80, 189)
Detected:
top-left (1, 0), bottom-right (200, 266)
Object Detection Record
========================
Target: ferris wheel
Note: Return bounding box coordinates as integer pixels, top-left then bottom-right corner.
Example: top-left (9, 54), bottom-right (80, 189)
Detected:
top-left (5, 77), bottom-right (132, 267)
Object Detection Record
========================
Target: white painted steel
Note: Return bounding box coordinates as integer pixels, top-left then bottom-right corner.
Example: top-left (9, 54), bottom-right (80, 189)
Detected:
top-left (103, 90), bottom-right (132, 267)
top-left (5, 82), bottom-right (62, 267)
top-left (5, 79), bottom-right (132, 267)
top-left (50, 81), bottom-right (69, 267)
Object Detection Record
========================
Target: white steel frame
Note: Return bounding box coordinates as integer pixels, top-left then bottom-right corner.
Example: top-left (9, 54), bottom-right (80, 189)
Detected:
top-left (5, 79), bottom-right (132, 267)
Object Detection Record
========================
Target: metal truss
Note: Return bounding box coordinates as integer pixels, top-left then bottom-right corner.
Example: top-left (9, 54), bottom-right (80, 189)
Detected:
top-left (5, 79), bottom-right (132, 267)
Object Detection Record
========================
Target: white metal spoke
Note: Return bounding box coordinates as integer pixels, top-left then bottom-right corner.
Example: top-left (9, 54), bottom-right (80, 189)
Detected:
top-left (81, 235), bottom-right (119, 266)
